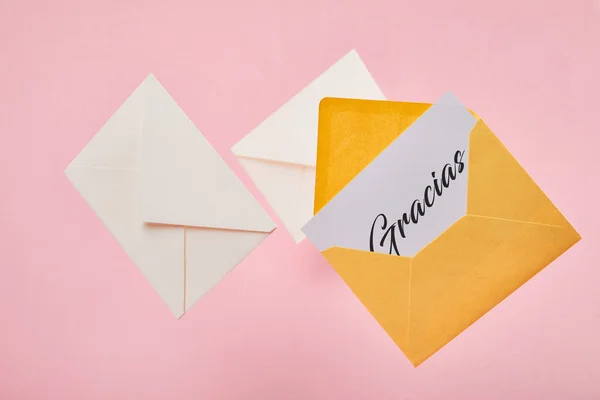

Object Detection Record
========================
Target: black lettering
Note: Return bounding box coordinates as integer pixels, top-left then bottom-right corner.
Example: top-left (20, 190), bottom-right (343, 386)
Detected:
top-left (368, 149), bottom-right (467, 255)
top-left (380, 223), bottom-right (400, 255)
top-left (441, 163), bottom-right (454, 187)
top-left (432, 172), bottom-right (444, 196)
top-left (454, 150), bottom-right (465, 173)
top-left (369, 213), bottom-right (388, 252)
top-left (424, 185), bottom-right (435, 207)
top-left (397, 213), bottom-right (411, 238)
top-left (410, 199), bottom-right (426, 223)
top-left (369, 214), bottom-right (400, 255)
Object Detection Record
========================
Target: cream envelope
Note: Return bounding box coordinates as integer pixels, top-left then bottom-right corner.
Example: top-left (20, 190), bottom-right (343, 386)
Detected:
top-left (65, 75), bottom-right (276, 318)
top-left (231, 50), bottom-right (385, 243)
top-left (303, 93), bottom-right (580, 366)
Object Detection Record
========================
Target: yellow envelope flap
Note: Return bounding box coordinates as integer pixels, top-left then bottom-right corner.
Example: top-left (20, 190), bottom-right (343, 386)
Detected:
top-left (467, 120), bottom-right (572, 227)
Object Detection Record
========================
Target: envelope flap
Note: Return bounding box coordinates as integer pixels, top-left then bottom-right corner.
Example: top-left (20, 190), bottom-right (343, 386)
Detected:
top-left (231, 50), bottom-right (385, 167)
top-left (467, 121), bottom-right (574, 228)
top-left (139, 76), bottom-right (275, 233)
top-left (314, 99), bottom-right (431, 213)
top-left (322, 247), bottom-right (412, 355)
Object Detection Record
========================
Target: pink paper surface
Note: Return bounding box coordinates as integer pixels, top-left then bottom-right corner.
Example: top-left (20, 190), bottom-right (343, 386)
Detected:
top-left (0, 1), bottom-right (598, 399)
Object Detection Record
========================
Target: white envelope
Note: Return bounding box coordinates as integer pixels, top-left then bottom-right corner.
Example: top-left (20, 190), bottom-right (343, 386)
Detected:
top-left (231, 50), bottom-right (385, 243)
top-left (65, 75), bottom-right (276, 318)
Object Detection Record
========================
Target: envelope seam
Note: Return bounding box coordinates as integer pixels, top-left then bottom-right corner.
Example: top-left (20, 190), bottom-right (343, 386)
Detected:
top-left (144, 222), bottom-right (274, 234)
top-left (234, 154), bottom-right (317, 169)
top-left (407, 214), bottom-right (567, 261)
top-left (465, 214), bottom-right (565, 228)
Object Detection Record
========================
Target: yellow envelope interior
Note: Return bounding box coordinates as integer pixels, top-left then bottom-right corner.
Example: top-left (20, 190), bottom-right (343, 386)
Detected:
top-left (316, 98), bottom-right (580, 366)
top-left (315, 99), bottom-right (431, 214)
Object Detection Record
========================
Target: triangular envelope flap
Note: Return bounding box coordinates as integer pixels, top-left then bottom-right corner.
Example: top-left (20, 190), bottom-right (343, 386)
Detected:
top-left (67, 79), bottom-right (144, 170)
top-left (467, 121), bottom-right (577, 229)
top-left (139, 76), bottom-right (275, 233)
top-left (231, 49), bottom-right (385, 167)
top-left (408, 214), bottom-right (581, 366)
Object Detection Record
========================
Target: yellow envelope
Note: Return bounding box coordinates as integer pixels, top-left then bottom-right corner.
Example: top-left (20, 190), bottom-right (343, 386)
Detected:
top-left (312, 98), bottom-right (580, 366)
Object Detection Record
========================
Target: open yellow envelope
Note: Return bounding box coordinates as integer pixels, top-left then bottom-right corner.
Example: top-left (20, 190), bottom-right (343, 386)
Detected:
top-left (307, 97), bottom-right (580, 366)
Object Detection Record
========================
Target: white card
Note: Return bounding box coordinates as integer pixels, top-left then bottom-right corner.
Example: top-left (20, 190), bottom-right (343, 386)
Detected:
top-left (302, 92), bottom-right (477, 257)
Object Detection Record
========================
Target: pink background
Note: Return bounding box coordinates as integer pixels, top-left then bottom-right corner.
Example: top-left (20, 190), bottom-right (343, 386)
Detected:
top-left (1, 1), bottom-right (599, 398)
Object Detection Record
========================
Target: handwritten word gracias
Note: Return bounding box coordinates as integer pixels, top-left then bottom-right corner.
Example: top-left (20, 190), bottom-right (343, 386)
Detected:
top-left (369, 150), bottom-right (466, 255)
